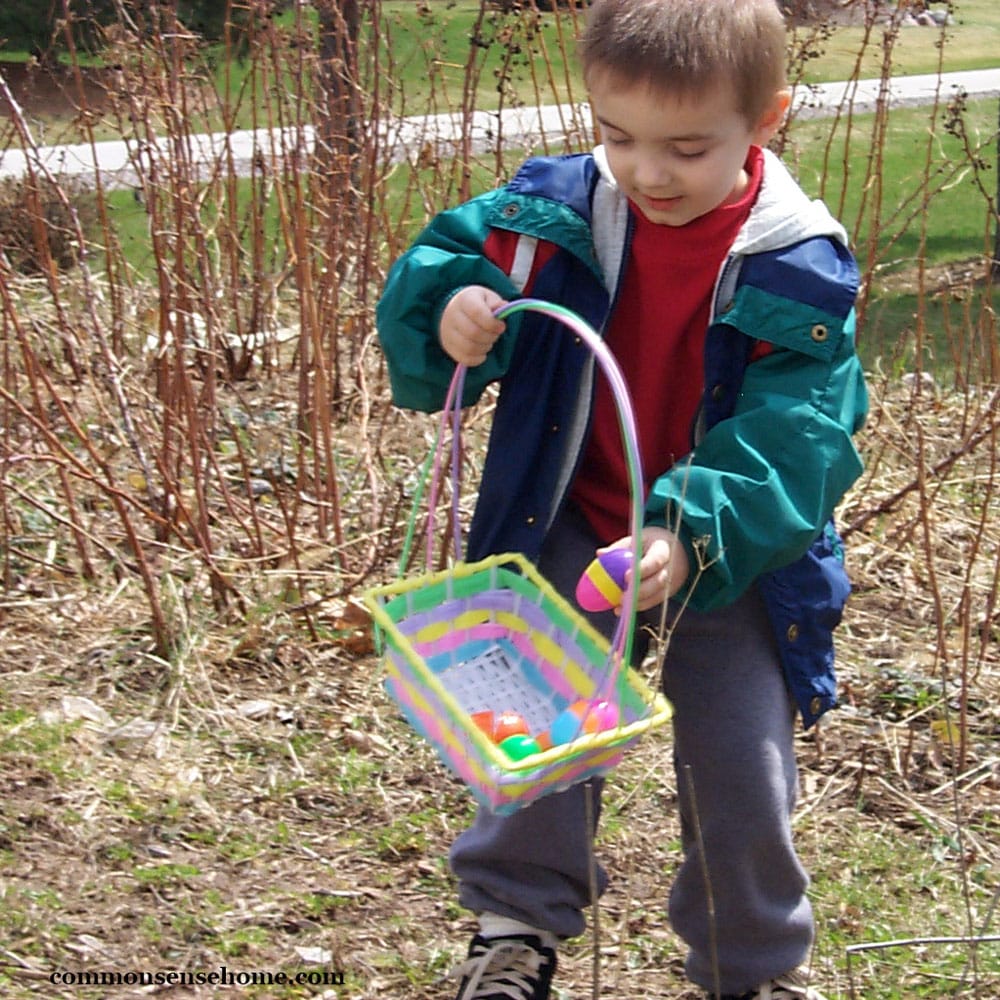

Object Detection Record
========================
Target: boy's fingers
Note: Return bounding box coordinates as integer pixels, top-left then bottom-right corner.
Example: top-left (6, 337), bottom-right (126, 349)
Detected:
top-left (457, 305), bottom-right (504, 341)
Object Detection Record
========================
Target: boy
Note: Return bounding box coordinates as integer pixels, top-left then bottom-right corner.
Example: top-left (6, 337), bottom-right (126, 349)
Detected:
top-left (376, 0), bottom-right (868, 997)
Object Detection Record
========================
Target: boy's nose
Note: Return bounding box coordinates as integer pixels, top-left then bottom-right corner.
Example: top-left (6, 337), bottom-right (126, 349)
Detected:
top-left (633, 152), bottom-right (671, 190)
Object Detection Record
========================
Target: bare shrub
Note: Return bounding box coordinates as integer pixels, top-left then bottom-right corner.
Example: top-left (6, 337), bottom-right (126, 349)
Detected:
top-left (0, 175), bottom-right (96, 273)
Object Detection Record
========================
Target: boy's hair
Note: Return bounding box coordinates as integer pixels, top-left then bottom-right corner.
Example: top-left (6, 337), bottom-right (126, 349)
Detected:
top-left (580, 0), bottom-right (788, 125)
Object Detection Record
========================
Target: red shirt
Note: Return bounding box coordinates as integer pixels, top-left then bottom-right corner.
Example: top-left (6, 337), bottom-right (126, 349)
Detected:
top-left (570, 148), bottom-right (765, 543)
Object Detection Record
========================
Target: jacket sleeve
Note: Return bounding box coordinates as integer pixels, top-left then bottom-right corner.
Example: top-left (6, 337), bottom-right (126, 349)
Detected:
top-left (645, 293), bottom-right (868, 612)
top-left (375, 192), bottom-right (523, 413)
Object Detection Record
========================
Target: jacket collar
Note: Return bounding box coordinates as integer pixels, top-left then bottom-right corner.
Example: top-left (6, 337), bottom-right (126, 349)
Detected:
top-left (591, 144), bottom-right (849, 261)
top-left (733, 148), bottom-right (849, 255)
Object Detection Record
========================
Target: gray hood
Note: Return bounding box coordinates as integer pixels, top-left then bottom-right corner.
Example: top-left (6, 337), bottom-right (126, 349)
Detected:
top-left (590, 145), bottom-right (849, 292)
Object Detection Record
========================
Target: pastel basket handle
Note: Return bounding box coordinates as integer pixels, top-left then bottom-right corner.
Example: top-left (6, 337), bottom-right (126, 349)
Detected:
top-left (424, 362), bottom-right (467, 567)
top-left (422, 298), bottom-right (645, 672)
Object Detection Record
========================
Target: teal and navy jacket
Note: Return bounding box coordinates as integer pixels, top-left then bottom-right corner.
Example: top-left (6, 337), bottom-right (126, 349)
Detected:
top-left (377, 147), bottom-right (869, 728)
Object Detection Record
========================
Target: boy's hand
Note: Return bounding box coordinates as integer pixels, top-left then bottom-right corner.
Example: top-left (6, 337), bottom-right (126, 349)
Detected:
top-left (439, 286), bottom-right (508, 366)
top-left (603, 526), bottom-right (689, 612)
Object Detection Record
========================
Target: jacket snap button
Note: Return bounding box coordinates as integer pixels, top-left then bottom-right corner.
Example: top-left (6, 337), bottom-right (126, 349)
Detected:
top-left (502, 203), bottom-right (520, 218)
top-left (526, 515), bottom-right (536, 525)
top-left (810, 323), bottom-right (828, 343)
top-left (786, 623), bottom-right (799, 642)
top-left (809, 696), bottom-right (823, 717)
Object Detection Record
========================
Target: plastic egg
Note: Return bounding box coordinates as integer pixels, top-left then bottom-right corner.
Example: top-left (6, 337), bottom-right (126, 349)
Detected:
top-left (548, 705), bottom-right (594, 746)
top-left (575, 548), bottom-right (633, 612)
top-left (569, 700), bottom-right (602, 733)
top-left (589, 699), bottom-right (620, 731)
top-left (492, 710), bottom-right (529, 743)
top-left (547, 699), bottom-right (619, 746)
top-left (470, 710), bottom-right (496, 739)
top-left (498, 733), bottom-right (542, 761)
top-left (534, 730), bottom-right (554, 751)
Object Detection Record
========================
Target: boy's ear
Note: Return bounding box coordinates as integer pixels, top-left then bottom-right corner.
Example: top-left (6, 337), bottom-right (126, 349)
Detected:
top-left (753, 89), bottom-right (792, 144)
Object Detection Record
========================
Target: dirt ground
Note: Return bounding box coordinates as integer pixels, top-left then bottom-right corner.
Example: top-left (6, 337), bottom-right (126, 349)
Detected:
top-left (1, 366), bottom-right (998, 1000)
top-left (0, 62), bottom-right (115, 120)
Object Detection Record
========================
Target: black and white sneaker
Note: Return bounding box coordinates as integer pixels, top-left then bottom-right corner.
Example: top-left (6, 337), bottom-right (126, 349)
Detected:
top-left (453, 933), bottom-right (557, 1000)
top-left (711, 968), bottom-right (829, 1000)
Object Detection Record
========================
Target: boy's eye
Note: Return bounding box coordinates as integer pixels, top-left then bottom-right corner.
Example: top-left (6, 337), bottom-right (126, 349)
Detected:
top-left (605, 134), bottom-right (632, 146)
top-left (674, 147), bottom-right (707, 159)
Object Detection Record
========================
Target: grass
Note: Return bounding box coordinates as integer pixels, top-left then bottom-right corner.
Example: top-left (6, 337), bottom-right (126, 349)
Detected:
top-left (97, 95), bottom-right (995, 276)
top-left (787, 97), bottom-right (997, 270)
top-left (785, 95), bottom-right (998, 373)
top-left (374, 0), bottom-right (587, 113)
top-left (802, 0), bottom-right (1000, 82)
top-left (349, 0), bottom-right (1000, 107)
top-left (858, 282), bottom-right (998, 381)
top-left (262, 0), bottom-right (1000, 121)
top-left (4, 0), bottom-right (1000, 144)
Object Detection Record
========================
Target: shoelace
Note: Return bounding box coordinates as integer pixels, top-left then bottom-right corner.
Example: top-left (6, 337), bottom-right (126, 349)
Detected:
top-left (454, 940), bottom-right (548, 1000)
top-left (755, 971), bottom-right (827, 1000)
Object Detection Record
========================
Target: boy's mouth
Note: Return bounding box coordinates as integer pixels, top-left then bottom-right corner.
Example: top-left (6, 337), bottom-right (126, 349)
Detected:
top-left (642, 194), bottom-right (683, 212)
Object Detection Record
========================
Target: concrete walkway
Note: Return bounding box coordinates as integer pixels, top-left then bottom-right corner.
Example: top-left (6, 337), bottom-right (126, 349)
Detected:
top-left (792, 66), bottom-right (1000, 117)
top-left (2, 68), bottom-right (998, 192)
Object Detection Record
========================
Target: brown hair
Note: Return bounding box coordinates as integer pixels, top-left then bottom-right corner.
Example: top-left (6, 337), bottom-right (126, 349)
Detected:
top-left (580, 0), bottom-right (788, 124)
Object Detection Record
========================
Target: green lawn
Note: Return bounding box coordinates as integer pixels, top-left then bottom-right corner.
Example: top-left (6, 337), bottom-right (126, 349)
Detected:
top-left (374, 0), bottom-right (1000, 105)
top-left (369, 0), bottom-right (1000, 112)
top-left (785, 94), bottom-right (997, 374)
top-left (788, 98), bottom-right (996, 275)
top-left (373, 0), bottom-right (587, 113)
top-left (800, 0), bottom-right (1000, 81)
top-left (5, 0), bottom-right (998, 135)
top-left (98, 89), bottom-right (996, 378)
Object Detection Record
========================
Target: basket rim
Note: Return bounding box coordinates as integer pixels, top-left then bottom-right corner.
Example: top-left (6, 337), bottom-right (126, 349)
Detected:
top-left (363, 552), bottom-right (672, 776)
top-left (367, 551), bottom-right (613, 657)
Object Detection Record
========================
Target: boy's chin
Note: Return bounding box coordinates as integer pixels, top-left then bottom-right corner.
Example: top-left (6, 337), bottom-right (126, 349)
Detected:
top-left (634, 198), bottom-right (699, 227)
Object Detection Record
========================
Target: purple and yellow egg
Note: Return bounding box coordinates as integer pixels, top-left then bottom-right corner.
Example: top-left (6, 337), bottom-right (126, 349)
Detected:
top-left (575, 548), bottom-right (633, 612)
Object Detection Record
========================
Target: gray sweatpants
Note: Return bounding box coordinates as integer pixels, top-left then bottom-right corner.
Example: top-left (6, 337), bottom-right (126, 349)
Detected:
top-left (449, 507), bottom-right (813, 994)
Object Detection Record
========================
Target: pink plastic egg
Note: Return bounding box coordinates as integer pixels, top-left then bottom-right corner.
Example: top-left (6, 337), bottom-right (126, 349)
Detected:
top-left (589, 699), bottom-right (620, 731)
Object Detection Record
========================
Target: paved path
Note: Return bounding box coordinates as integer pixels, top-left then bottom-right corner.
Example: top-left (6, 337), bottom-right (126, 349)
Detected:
top-left (2, 68), bottom-right (998, 191)
top-left (792, 66), bottom-right (1000, 116)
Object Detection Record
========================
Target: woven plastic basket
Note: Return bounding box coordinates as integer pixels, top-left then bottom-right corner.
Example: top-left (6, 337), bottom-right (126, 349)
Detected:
top-left (364, 299), bottom-right (672, 814)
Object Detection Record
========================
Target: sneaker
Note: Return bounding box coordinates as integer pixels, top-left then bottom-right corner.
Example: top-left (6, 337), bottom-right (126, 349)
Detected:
top-left (453, 933), bottom-right (557, 1000)
top-left (712, 968), bottom-right (828, 1000)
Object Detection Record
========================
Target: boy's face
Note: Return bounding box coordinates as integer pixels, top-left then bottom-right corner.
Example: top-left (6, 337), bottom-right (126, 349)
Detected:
top-left (589, 71), bottom-right (788, 227)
